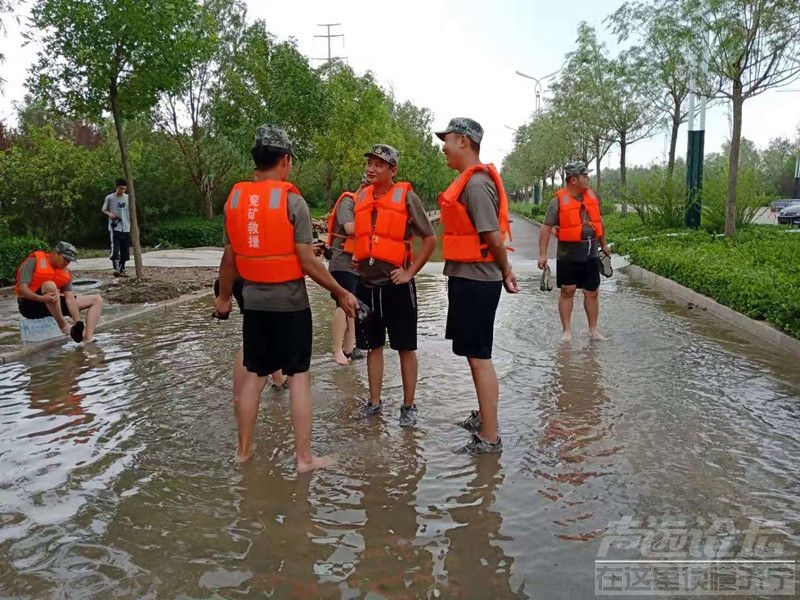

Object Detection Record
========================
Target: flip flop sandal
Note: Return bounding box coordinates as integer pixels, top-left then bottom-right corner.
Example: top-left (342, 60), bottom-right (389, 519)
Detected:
top-left (70, 321), bottom-right (85, 343)
top-left (600, 254), bottom-right (613, 278)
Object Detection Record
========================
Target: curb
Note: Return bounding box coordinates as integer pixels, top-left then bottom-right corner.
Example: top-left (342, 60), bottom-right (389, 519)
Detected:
top-left (622, 264), bottom-right (800, 359)
top-left (0, 288), bottom-right (213, 365)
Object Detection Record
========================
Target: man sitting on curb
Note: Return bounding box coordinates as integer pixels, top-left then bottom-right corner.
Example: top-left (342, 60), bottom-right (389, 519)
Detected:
top-left (15, 241), bottom-right (103, 343)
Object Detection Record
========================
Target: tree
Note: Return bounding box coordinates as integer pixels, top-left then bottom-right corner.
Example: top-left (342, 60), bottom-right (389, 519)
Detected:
top-left (0, 0), bottom-right (21, 90)
top-left (29, 0), bottom-right (217, 277)
top-left (550, 23), bottom-right (617, 195)
top-left (609, 1), bottom-right (694, 176)
top-left (157, 0), bottom-right (247, 219)
top-left (678, 0), bottom-right (800, 236)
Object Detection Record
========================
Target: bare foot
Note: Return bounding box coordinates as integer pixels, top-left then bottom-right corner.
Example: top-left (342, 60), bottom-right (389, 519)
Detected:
top-left (332, 351), bottom-right (351, 366)
top-left (561, 331), bottom-right (572, 343)
top-left (83, 335), bottom-right (94, 343)
top-left (236, 442), bottom-right (257, 464)
top-left (59, 322), bottom-right (70, 335)
top-left (296, 454), bottom-right (337, 473)
top-left (589, 329), bottom-right (607, 341)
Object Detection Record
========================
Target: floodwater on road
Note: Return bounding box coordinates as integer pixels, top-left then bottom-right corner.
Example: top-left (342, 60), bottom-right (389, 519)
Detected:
top-left (1, 270), bottom-right (798, 599)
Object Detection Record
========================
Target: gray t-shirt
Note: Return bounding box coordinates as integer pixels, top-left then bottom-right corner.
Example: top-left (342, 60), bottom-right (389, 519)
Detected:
top-left (544, 193), bottom-right (600, 262)
top-left (16, 256), bottom-right (72, 301)
top-left (222, 191), bottom-right (312, 312)
top-left (443, 172), bottom-right (503, 282)
top-left (328, 194), bottom-right (357, 275)
top-left (357, 189), bottom-right (435, 286)
top-left (102, 193), bottom-right (131, 233)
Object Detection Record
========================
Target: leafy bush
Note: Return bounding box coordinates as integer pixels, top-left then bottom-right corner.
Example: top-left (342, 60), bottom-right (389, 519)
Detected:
top-left (0, 235), bottom-right (50, 285)
top-left (701, 166), bottom-right (769, 233)
top-left (510, 202), bottom-right (546, 221)
top-left (607, 219), bottom-right (800, 338)
top-left (144, 216), bottom-right (224, 248)
top-left (627, 172), bottom-right (686, 229)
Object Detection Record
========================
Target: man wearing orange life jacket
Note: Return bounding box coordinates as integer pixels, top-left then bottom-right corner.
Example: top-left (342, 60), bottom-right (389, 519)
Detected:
top-left (352, 144), bottom-right (436, 426)
top-left (436, 118), bottom-right (519, 455)
top-left (537, 161), bottom-right (611, 342)
top-left (15, 241), bottom-right (104, 343)
top-left (215, 124), bottom-right (358, 471)
top-left (326, 177), bottom-right (365, 366)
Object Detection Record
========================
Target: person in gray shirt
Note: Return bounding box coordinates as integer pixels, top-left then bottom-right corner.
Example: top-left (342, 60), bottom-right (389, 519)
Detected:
top-left (326, 177), bottom-right (366, 366)
top-left (215, 124), bottom-right (358, 472)
top-left (538, 161), bottom-right (611, 342)
top-left (101, 178), bottom-right (132, 276)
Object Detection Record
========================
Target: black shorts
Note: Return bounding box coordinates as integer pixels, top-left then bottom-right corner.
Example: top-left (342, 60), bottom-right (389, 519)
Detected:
top-left (242, 308), bottom-right (312, 377)
top-left (330, 270), bottom-right (359, 302)
top-left (556, 258), bottom-right (601, 292)
top-left (355, 280), bottom-right (417, 351)
top-left (213, 278), bottom-right (245, 312)
top-left (18, 294), bottom-right (69, 319)
top-left (445, 277), bottom-right (502, 359)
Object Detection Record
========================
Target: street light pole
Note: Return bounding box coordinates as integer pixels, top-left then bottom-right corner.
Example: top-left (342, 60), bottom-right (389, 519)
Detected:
top-left (515, 69), bottom-right (560, 114)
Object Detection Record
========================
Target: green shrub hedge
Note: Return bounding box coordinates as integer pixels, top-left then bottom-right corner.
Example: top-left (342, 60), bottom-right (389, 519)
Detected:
top-left (605, 213), bottom-right (800, 338)
top-left (510, 202), bottom-right (546, 221)
top-left (144, 216), bottom-right (224, 248)
top-left (0, 235), bottom-right (50, 285)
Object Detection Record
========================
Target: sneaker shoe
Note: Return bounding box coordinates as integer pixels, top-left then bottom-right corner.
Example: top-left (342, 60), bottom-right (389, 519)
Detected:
top-left (454, 434), bottom-right (503, 455)
top-left (112, 270), bottom-right (122, 277)
top-left (118, 270), bottom-right (129, 278)
top-left (458, 410), bottom-right (482, 433)
top-left (399, 404), bottom-right (418, 427)
top-left (362, 401), bottom-right (382, 417)
top-left (348, 348), bottom-right (365, 360)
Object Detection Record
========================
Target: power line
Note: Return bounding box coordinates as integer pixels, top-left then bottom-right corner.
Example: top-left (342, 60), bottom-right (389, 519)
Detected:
top-left (313, 23), bottom-right (346, 66)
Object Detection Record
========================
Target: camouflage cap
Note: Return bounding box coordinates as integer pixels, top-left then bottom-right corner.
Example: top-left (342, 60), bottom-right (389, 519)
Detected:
top-left (253, 124), bottom-right (295, 156)
top-left (54, 241), bottom-right (78, 262)
top-left (364, 144), bottom-right (399, 166)
top-left (564, 161), bottom-right (592, 178)
top-left (435, 117), bottom-right (484, 145)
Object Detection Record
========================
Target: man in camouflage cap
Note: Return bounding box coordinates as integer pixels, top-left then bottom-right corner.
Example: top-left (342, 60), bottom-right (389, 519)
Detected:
top-left (538, 160), bottom-right (611, 341)
top-left (351, 143), bottom-right (436, 427)
top-left (437, 116), bottom-right (518, 455)
top-left (435, 117), bottom-right (484, 146)
top-left (216, 123), bottom-right (357, 470)
top-left (15, 241), bottom-right (104, 343)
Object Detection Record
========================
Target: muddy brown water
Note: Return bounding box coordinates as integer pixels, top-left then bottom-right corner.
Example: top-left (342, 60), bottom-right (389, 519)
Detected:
top-left (1, 272), bottom-right (799, 599)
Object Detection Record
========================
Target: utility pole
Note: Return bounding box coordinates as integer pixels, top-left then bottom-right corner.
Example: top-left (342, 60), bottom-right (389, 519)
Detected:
top-left (314, 23), bottom-right (345, 66)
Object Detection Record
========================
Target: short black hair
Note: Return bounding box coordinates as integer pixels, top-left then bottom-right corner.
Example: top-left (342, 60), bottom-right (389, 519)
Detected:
top-left (468, 139), bottom-right (481, 153)
top-left (252, 146), bottom-right (291, 170)
top-left (115, 178), bottom-right (127, 187)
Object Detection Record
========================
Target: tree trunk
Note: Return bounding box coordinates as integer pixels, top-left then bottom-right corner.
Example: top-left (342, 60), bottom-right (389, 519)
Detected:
top-left (726, 85), bottom-right (743, 238)
top-left (619, 133), bottom-right (627, 216)
top-left (594, 137), bottom-right (602, 197)
top-left (203, 184), bottom-right (214, 219)
top-left (110, 89), bottom-right (144, 279)
top-left (667, 103), bottom-right (681, 178)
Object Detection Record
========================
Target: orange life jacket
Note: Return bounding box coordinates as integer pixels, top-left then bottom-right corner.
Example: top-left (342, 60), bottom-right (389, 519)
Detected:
top-left (224, 179), bottom-right (304, 283)
top-left (15, 250), bottom-right (71, 295)
top-left (439, 163), bottom-right (512, 262)
top-left (555, 187), bottom-right (604, 242)
top-left (353, 182), bottom-right (413, 267)
top-left (327, 192), bottom-right (356, 254)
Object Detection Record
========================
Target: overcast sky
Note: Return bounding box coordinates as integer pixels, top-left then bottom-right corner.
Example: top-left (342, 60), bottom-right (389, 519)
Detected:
top-left (2, 0), bottom-right (798, 168)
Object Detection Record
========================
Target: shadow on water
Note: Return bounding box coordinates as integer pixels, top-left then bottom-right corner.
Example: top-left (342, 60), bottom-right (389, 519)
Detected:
top-left (1, 270), bottom-right (799, 598)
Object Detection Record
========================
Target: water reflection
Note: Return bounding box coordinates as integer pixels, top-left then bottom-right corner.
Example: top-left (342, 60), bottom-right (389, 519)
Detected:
top-left (532, 344), bottom-right (618, 544)
top-left (442, 456), bottom-right (519, 598)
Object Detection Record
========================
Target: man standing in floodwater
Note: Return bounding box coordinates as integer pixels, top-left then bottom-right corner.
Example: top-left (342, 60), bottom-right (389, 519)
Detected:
top-left (215, 124), bottom-right (358, 471)
top-left (538, 161), bottom-right (611, 342)
top-left (437, 118), bottom-right (518, 455)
